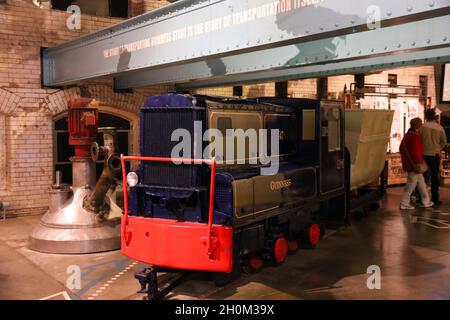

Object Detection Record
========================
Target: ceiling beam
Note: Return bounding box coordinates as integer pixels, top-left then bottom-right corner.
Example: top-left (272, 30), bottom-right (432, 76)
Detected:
top-left (175, 47), bottom-right (450, 90)
top-left (113, 14), bottom-right (450, 89)
top-left (42, 0), bottom-right (450, 87)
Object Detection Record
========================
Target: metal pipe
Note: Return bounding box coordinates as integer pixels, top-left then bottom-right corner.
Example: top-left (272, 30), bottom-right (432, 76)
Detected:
top-left (83, 128), bottom-right (120, 215)
top-left (71, 157), bottom-right (96, 189)
top-left (83, 154), bottom-right (121, 214)
top-left (1, 201), bottom-right (9, 221)
top-left (55, 171), bottom-right (62, 187)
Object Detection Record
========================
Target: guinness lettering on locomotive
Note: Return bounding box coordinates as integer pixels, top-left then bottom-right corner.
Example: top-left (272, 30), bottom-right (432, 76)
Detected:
top-left (270, 179), bottom-right (292, 191)
top-left (120, 93), bottom-right (345, 298)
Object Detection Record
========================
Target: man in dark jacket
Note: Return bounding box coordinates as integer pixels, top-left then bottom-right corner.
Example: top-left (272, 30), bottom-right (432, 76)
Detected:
top-left (399, 118), bottom-right (434, 210)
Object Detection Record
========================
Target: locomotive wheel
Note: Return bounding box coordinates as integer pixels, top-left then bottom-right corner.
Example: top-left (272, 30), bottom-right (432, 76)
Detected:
top-left (243, 253), bottom-right (264, 274)
top-left (287, 239), bottom-right (299, 255)
top-left (300, 223), bottom-right (321, 249)
top-left (273, 237), bottom-right (288, 265)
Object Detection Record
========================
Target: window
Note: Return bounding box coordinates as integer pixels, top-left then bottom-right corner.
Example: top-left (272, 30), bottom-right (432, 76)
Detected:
top-left (265, 113), bottom-right (297, 156)
top-left (387, 74), bottom-right (398, 99)
top-left (217, 117), bottom-right (232, 136)
top-left (302, 109), bottom-right (316, 141)
top-left (109, 0), bottom-right (129, 18)
top-left (51, 0), bottom-right (73, 10)
top-left (327, 108), bottom-right (341, 152)
top-left (233, 86), bottom-right (243, 97)
top-left (51, 0), bottom-right (128, 18)
top-left (210, 112), bottom-right (262, 164)
top-left (54, 113), bottom-right (131, 184)
top-left (388, 74), bottom-right (398, 87)
top-left (275, 81), bottom-right (288, 98)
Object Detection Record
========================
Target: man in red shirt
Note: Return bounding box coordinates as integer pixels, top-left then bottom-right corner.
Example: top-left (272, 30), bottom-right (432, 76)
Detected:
top-left (399, 118), bottom-right (434, 210)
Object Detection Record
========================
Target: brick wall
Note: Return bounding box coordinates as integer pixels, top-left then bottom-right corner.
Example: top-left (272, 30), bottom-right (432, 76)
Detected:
top-left (128, 0), bottom-right (171, 16)
top-left (244, 83), bottom-right (275, 98)
top-left (327, 66), bottom-right (437, 102)
top-left (328, 75), bottom-right (354, 99)
top-left (128, 0), bottom-right (144, 17)
top-left (0, 0), bottom-right (170, 217)
top-left (194, 86), bottom-right (234, 97)
top-left (289, 79), bottom-right (317, 99)
top-left (193, 82), bottom-right (275, 98)
top-left (142, 0), bottom-right (171, 13)
top-left (195, 66), bottom-right (437, 101)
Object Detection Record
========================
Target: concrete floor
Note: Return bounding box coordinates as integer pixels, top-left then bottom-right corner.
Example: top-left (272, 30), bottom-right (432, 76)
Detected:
top-left (1, 187), bottom-right (450, 300)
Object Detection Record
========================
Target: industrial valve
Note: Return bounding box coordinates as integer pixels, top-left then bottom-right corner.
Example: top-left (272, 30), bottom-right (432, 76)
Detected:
top-left (83, 127), bottom-right (121, 217)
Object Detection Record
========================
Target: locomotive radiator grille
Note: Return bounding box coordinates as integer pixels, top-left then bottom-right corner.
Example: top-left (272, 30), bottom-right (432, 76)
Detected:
top-left (141, 108), bottom-right (205, 188)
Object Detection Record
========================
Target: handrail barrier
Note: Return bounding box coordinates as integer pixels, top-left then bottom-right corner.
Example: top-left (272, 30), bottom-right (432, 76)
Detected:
top-left (120, 155), bottom-right (217, 256)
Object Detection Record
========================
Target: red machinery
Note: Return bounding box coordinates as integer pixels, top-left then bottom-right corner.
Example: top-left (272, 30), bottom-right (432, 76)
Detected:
top-left (120, 156), bottom-right (234, 299)
top-left (120, 156), bottom-right (233, 272)
top-left (68, 98), bottom-right (99, 157)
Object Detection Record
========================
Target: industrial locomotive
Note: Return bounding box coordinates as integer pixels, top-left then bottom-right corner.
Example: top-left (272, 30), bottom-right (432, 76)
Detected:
top-left (120, 93), bottom-right (346, 297)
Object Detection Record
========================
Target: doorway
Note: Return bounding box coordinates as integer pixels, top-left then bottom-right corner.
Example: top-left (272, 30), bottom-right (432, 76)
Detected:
top-left (54, 112), bottom-right (131, 184)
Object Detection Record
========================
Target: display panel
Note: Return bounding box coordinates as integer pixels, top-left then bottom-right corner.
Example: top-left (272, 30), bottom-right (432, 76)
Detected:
top-left (442, 64), bottom-right (450, 103)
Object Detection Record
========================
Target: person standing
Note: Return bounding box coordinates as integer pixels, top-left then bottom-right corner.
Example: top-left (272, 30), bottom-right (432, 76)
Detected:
top-left (400, 118), bottom-right (434, 210)
top-left (420, 109), bottom-right (447, 206)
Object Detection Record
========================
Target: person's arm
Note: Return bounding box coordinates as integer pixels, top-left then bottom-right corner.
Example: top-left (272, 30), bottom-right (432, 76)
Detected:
top-left (440, 127), bottom-right (447, 150)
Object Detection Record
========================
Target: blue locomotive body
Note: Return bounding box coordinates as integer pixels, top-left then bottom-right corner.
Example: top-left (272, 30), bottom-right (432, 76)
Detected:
top-left (125, 93), bottom-right (345, 272)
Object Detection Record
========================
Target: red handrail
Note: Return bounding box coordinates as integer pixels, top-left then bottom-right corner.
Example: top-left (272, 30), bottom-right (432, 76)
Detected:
top-left (120, 155), bottom-right (217, 255)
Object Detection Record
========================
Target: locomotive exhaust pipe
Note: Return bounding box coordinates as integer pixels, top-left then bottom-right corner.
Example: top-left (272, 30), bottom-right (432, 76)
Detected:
top-left (83, 128), bottom-right (121, 216)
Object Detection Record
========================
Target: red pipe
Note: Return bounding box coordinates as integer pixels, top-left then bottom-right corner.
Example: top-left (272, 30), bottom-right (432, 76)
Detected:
top-left (120, 155), bottom-right (129, 244)
top-left (207, 158), bottom-right (216, 255)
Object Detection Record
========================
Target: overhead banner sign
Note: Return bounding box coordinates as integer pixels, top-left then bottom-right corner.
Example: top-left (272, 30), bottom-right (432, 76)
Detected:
top-left (42, 0), bottom-right (450, 86)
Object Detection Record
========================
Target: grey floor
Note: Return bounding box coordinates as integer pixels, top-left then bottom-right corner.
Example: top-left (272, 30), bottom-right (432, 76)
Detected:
top-left (1, 187), bottom-right (450, 300)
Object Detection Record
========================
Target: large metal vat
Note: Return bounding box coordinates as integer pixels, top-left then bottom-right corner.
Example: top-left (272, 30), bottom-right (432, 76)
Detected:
top-left (345, 110), bottom-right (394, 190)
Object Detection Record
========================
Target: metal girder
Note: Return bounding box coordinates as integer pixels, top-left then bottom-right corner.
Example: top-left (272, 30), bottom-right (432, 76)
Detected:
top-left (114, 14), bottom-right (450, 89)
top-left (42, 0), bottom-right (450, 87)
top-left (175, 47), bottom-right (450, 89)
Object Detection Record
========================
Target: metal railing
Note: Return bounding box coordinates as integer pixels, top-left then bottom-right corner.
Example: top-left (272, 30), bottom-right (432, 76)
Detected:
top-left (120, 155), bottom-right (217, 255)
